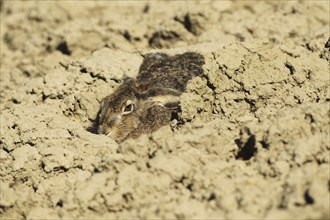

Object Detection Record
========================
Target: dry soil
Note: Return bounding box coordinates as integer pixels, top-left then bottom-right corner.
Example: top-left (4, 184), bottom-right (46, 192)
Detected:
top-left (0, 1), bottom-right (329, 219)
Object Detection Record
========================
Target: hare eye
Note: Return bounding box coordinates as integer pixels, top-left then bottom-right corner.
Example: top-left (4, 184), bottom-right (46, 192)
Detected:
top-left (123, 104), bottom-right (134, 114)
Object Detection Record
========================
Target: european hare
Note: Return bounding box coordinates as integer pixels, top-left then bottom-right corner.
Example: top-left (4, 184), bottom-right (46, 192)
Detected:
top-left (97, 52), bottom-right (205, 142)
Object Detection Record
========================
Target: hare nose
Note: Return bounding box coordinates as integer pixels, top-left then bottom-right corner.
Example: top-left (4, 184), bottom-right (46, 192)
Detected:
top-left (97, 125), bottom-right (105, 134)
top-left (97, 125), bottom-right (109, 135)
top-left (97, 125), bottom-right (113, 137)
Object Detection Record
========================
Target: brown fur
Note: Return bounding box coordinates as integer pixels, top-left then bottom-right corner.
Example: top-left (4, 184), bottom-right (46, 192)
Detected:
top-left (96, 52), bottom-right (205, 142)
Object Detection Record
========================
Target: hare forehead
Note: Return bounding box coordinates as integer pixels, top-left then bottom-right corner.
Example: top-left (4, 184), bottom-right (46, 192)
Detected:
top-left (104, 98), bottom-right (128, 112)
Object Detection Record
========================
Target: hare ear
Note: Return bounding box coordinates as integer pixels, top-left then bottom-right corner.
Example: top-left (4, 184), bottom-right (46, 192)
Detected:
top-left (147, 95), bottom-right (180, 110)
top-left (143, 87), bottom-right (181, 110)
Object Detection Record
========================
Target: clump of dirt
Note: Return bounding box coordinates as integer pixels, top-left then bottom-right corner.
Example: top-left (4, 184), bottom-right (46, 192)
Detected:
top-left (0, 1), bottom-right (329, 219)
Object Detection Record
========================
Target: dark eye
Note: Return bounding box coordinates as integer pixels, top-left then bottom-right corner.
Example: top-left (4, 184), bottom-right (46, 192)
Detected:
top-left (123, 104), bottom-right (134, 114)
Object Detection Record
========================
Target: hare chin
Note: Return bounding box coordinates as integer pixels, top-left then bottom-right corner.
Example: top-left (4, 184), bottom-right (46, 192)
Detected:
top-left (105, 126), bottom-right (128, 143)
top-left (106, 130), bottom-right (120, 142)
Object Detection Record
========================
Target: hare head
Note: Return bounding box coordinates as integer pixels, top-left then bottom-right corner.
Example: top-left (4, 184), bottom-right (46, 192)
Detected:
top-left (97, 78), bottom-right (180, 143)
top-left (96, 52), bottom-right (205, 142)
top-left (97, 78), bottom-right (139, 142)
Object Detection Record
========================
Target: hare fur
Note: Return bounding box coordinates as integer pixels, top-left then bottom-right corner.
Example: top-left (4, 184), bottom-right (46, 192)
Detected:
top-left (97, 52), bottom-right (205, 143)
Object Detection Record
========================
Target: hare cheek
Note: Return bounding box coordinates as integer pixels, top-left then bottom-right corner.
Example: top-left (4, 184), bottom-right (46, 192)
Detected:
top-left (106, 116), bottom-right (123, 135)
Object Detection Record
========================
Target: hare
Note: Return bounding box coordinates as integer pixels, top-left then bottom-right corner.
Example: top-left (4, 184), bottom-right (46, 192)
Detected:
top-left (96, 52), bottom-right (205, 142)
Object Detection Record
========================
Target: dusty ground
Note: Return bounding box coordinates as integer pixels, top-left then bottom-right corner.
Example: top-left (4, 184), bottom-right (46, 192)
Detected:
top-left (0, 1), bottom-right (329, 219)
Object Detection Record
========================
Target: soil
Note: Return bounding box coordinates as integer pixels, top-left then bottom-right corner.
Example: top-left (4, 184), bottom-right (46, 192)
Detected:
top-left (0, 1), bottom-right (329, 219)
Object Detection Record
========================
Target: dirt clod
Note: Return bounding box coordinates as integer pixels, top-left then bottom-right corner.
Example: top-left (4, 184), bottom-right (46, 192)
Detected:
top-left (0, 1), bottom-right (329, 219)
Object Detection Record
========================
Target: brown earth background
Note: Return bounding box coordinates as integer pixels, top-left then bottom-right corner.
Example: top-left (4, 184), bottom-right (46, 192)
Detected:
top-left (0, 1), bottom-right (329, 219)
